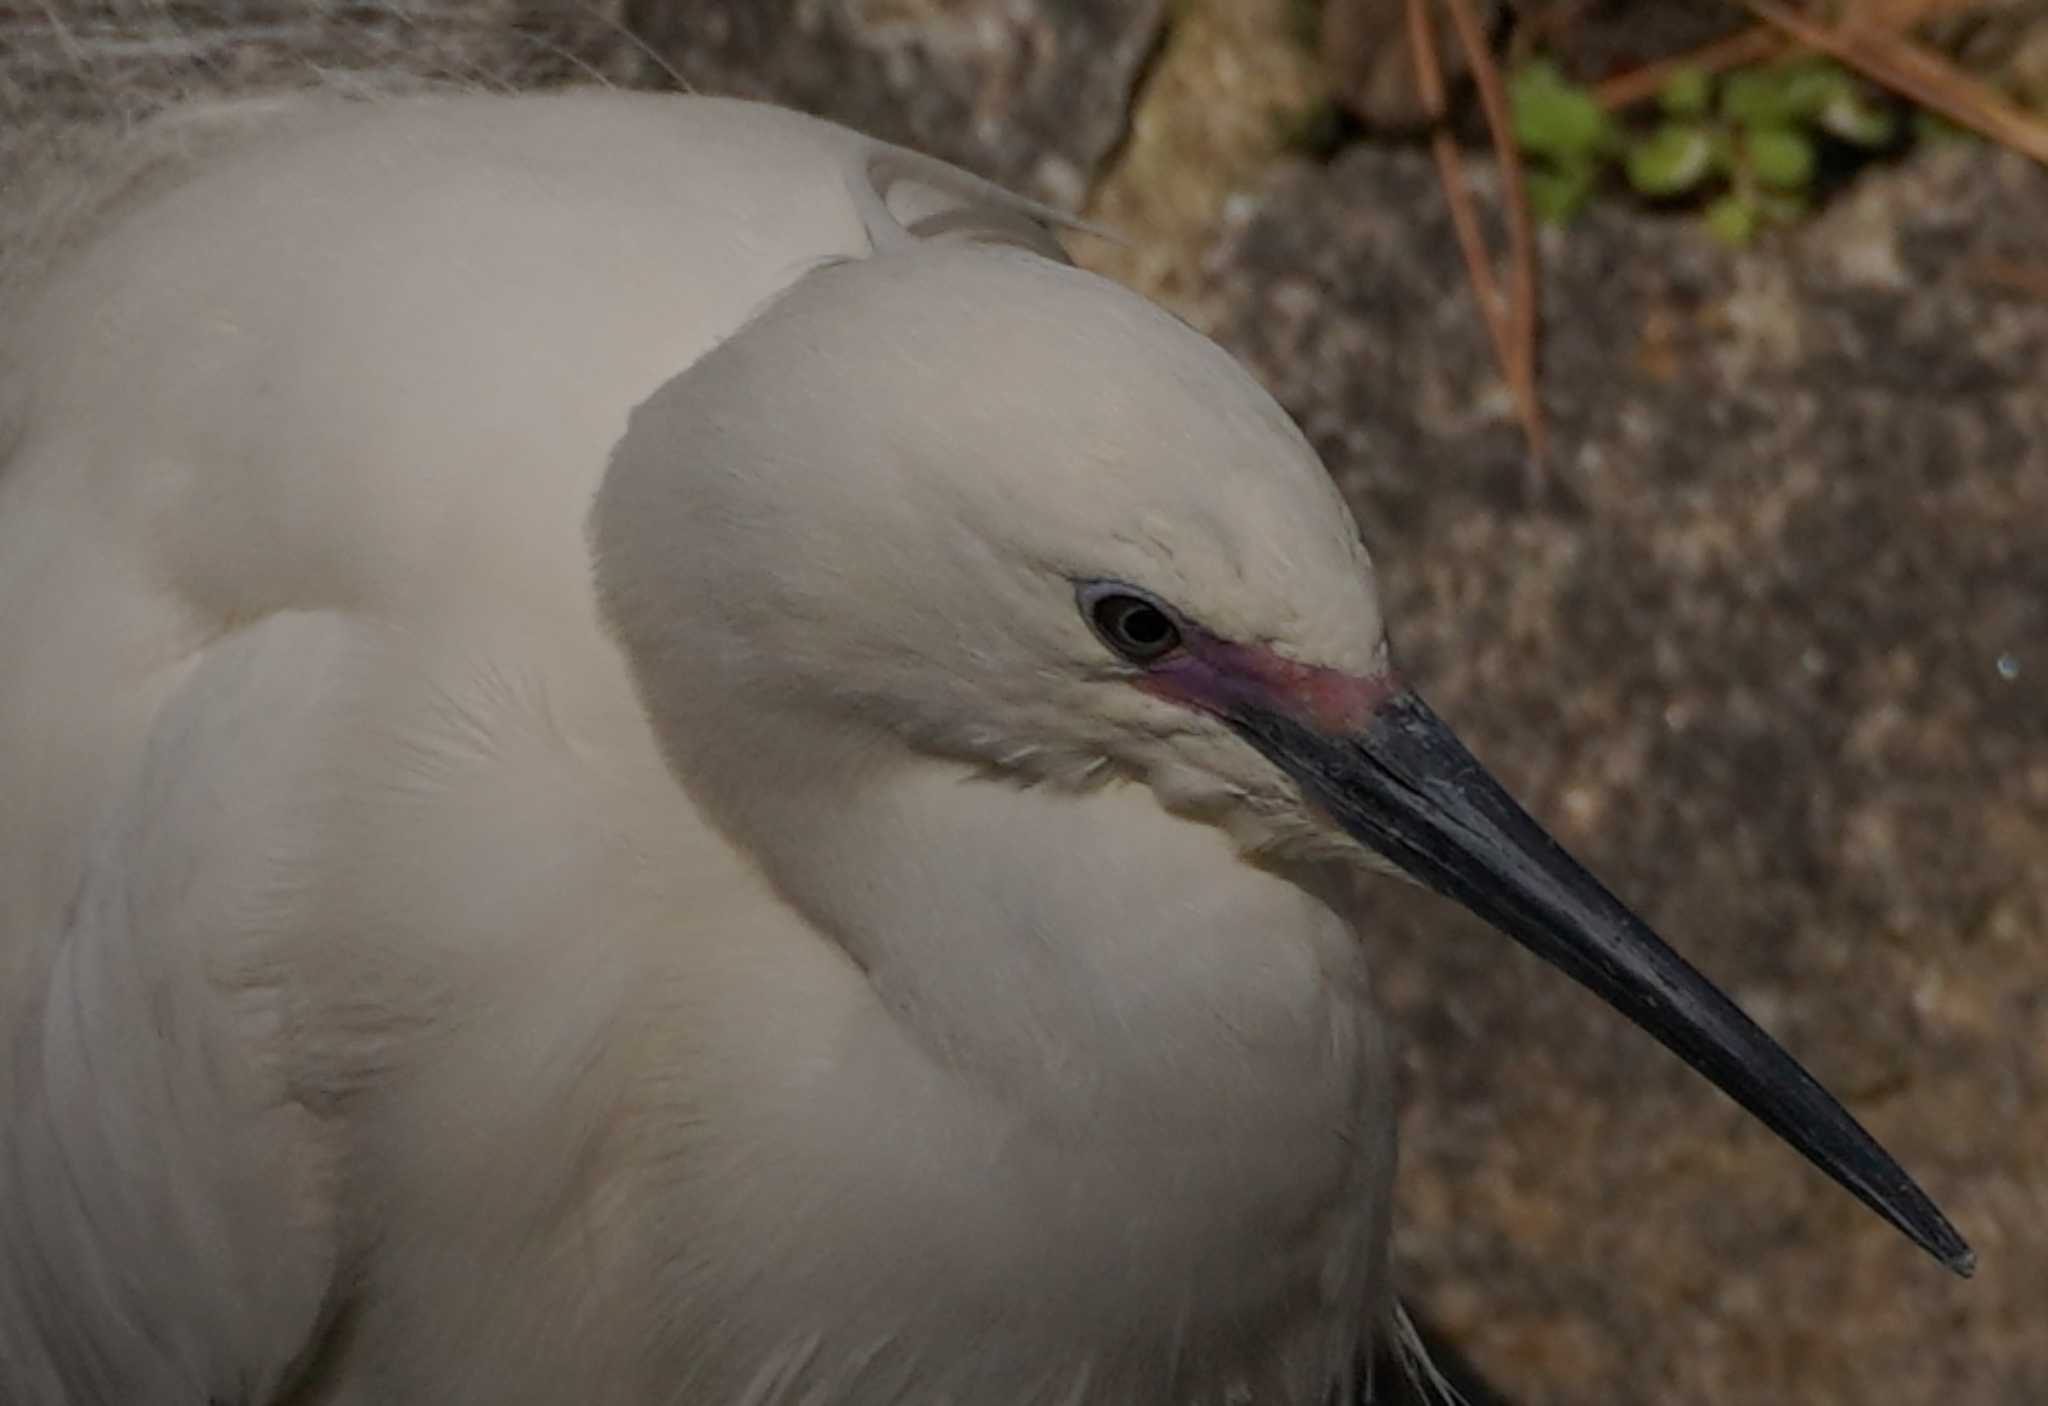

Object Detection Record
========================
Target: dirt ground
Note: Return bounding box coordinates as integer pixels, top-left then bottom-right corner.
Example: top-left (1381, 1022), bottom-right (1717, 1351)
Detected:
top-left (3, 2), bottom-right (2042, 1402)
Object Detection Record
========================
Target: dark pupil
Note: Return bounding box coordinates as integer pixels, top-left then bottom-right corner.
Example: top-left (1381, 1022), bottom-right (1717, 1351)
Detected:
top-left (1096, 596), bottom-right (1179, 658)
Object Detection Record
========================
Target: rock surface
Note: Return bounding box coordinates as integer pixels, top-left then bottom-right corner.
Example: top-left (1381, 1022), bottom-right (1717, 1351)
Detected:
top-left (624, 0), bottom-right (1167, 206)
top-left (0, 0), bottom-right (1165, 207)
top-left (1211, 142), bottom-right (2047, 1405)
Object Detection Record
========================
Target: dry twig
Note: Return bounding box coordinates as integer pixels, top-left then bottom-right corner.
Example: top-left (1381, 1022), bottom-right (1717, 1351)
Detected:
top-left (1594, 25), bottom-right (1788, 111)
top-left (1446, 0), bottom-right (1545, 470)
top-left (1405, 0), bottom-right (1547, 472)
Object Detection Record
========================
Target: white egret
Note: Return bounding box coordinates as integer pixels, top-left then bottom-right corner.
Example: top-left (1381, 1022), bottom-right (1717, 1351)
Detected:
top-left (0, 90), bottom-right (1969, 1405)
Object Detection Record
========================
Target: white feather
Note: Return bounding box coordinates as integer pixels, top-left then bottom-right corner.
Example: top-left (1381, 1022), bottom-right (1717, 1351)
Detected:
top-left (1, 91), bottom-right (1398, 1404)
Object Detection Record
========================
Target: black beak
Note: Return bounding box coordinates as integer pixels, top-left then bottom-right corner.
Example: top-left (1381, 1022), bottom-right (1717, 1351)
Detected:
top-left (1230, 687), bottom-right (1973, 1277)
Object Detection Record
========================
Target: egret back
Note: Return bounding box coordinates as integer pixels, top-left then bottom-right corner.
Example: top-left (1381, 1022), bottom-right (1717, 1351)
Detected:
top-left (0, 91), bottom-right (891, 1401)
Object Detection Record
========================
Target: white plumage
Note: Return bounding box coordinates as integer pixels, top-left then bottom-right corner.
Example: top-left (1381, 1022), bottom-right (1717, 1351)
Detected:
top-left (0, 89), bottom-right (1965, 1406)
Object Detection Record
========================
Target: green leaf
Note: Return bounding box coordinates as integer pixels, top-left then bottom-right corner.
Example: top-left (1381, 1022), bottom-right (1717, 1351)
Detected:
top-left (1721, 67), bottom-right (1785, 126)
top-left (1526, 161), bottom-right (1600, 223)
top-left (1775, 59), bottom-right (1854, 121)
top-left (1512, 62), bottom-right (1616, 160)
top-left (1705, 194), bottom-right (1759, 245)
top-left (1626, 123), bottom-right (1716, 196)
top-left (1755, 190), bottom-right (1812, 225)
top-left (1723, 58), bottom-right (1848, 127)
top-left (1748, 126), bottom-right (1816, 190)
top-left (1708, 126), bottom-right (1742, 176)
top-left (1658, 66), bottom-right (1712, 119)
top-left (1819, 90), bottom-right (1898, 147)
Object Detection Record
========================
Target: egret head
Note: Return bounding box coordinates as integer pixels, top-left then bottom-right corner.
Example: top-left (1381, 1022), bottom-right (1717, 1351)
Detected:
top-left (594, 239), bottom-right (1969, 1278)
top-left (597, 243), bottom-right (1397, 847)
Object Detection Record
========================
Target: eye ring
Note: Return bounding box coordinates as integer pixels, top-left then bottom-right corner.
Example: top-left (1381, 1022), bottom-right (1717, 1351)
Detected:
top-left (1078, 583), bottom-right (1185, 664)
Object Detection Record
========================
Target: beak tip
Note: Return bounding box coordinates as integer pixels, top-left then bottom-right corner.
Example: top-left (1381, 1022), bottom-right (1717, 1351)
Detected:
top-left (1233, 689), bottom-right (1982, 1285)
top-left (1851, 1165), bottom-right (1975, 1277)
top-left (1869, 1166), bottom-right (1974, 1279)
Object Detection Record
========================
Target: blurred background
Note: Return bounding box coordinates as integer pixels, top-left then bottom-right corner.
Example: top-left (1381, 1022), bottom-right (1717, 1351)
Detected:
top-left (3, 2), bottom-right (2042, 1401)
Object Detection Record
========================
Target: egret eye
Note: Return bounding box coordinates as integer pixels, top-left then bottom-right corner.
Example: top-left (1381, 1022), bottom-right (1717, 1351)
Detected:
top-left (1083, 588), bottom-right (1184, 664)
